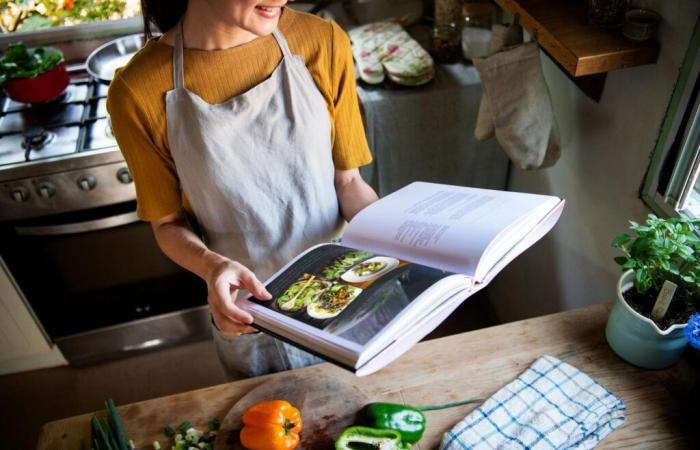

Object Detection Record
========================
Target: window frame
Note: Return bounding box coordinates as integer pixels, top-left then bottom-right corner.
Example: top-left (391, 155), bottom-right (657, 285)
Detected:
top-left (642, 19), bottom-right (700, 218)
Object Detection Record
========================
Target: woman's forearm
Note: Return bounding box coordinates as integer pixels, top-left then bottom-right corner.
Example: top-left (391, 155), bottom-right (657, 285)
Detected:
top-left (150, 214), bottom-right (226, 282)
top-left (150, 213), bottom-right (269, 334)
top-left (335, 168), bottom-right (378, 221)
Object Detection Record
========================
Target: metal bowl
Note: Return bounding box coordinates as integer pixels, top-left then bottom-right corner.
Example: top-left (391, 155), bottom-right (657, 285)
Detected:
top-left (86, 34), bottom-right (145, 84)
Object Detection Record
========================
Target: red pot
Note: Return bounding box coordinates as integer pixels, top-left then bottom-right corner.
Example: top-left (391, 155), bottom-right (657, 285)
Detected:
top-left (4, 63), bottom-right (70, 104)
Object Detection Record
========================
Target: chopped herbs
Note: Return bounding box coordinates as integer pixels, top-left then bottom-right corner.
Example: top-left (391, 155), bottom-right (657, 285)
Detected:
top-left (160, 419), bottom-right (219, 450)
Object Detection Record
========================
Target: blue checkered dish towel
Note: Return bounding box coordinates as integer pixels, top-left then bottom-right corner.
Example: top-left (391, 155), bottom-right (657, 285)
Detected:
top-left (441, 355), bottom-right (626, 450)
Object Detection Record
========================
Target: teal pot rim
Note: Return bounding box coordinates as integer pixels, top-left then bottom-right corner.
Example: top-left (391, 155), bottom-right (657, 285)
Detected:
top-left (618, 269), bottom-right (688, 336)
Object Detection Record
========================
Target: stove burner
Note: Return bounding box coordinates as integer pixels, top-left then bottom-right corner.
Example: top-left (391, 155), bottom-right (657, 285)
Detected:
top-left (37, 89), bottom-right (71, 105)
top-left (21, 127), bottom-right (55, 151)
top-left (19, 90), bottom-right (71, 108)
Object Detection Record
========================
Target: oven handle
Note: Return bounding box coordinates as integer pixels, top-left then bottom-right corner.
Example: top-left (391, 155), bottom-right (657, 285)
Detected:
top-left (14, 211), bottom-right (141, 236)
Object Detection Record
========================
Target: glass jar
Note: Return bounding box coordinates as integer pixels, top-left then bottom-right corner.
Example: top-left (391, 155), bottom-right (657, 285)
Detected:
top-left (588, 0), bottom-right (629, 28)
top-left (432, 23), bottom-right (461, 64)
top-left (461, 1), bottom-right (496, 60)
top-left (434, 0), bottom-right (462, 27)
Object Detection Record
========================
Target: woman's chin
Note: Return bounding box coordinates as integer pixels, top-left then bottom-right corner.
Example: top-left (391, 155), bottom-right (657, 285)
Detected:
top-left (247, 18), bottom-right (280, 36)
top-left (247, 6), bottom-right (282, 35)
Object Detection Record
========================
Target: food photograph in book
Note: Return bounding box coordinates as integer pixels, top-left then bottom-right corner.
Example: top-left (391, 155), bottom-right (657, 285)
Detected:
top-left (249, 244), bottom-right (454, 345)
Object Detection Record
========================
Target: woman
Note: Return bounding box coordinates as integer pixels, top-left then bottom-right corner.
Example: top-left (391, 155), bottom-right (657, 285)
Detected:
top-left (107, 0), bottom-right (378, 379)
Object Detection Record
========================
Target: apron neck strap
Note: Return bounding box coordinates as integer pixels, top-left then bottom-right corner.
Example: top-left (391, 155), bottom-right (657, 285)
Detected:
top-left (272, 29), bottom-right (292, 59)
top-left (173, 20), bottom-right (185, 89)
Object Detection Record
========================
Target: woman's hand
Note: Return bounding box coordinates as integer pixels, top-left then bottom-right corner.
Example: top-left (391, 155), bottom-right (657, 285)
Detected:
top-left (206, 257), bottom-right (273, 336)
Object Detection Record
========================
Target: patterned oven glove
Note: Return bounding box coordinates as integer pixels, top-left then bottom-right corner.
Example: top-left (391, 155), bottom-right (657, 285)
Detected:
top-left (349, 21), bottom-right (434, 86)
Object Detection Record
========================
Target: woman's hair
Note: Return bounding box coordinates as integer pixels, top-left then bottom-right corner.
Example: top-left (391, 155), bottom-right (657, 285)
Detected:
top-left (141, 0), bottom-right (188, 39)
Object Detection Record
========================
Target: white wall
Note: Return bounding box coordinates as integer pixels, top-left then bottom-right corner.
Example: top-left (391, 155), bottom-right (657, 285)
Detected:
top-left (489, 1), bottom-right (700, 321)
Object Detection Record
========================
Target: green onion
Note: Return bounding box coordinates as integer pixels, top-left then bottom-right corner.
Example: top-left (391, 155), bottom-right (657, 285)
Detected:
top-left (180, 420), bottom-right (192, 434)
top-left (164, 425), bottom-right (176, 437)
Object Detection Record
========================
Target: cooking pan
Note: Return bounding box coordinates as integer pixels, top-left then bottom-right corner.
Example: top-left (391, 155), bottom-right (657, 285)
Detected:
top-left (86, 34), bottom-right (145, 84)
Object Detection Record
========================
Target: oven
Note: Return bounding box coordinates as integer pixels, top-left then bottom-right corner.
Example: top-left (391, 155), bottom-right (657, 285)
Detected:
top-left (0, 65), bottom-right (210, 365)
top-left (0, 198), bottom-right (209, 365)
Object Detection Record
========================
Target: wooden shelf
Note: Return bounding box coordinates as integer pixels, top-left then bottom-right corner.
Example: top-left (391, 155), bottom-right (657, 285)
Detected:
top-left (494, 0), bottom-right (660, 77)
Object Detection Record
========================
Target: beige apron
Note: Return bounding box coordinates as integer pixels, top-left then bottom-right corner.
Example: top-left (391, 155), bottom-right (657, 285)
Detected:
top-left (166, 21), bottom-right (343, 379)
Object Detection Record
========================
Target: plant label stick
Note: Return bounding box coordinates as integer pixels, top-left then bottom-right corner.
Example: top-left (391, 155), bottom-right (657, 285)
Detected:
top-left (651, 280), bottom-right (677, 322)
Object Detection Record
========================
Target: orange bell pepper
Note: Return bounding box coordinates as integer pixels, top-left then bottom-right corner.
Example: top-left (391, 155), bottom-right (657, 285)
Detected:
top-left (240, 400), bottom-right (303, 450)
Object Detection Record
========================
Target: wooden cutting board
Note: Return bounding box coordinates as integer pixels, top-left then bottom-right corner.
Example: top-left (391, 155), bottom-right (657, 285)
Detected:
top-left (213, 372), bottom-right (369, 450)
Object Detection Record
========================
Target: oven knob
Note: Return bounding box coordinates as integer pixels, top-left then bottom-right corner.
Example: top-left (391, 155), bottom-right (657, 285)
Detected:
top-left (37, 182), bottom-right (56, 199)
top-left (10, 186), bottom-right (30, 202)
top-left (116, 167), bottom-right (133, 184)
top-left (77, 174), bottom-right (97, 191)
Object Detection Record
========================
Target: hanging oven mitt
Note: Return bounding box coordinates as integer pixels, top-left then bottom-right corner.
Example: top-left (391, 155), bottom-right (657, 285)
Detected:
top-left (474, 23), bottom-right (523, 141)
top-left (473, 42), bottom-right (561, 169)
top-left (349, 21), bottom-right (434, 86)
top-left (440, 355), bottom-right (626, 450)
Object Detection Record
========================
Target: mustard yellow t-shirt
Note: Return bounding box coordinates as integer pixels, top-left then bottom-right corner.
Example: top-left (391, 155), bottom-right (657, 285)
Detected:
top-left (107, 8), bottom-right (372, 221)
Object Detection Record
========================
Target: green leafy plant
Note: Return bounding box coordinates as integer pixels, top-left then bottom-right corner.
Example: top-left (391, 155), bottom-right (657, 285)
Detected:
top-left (613, 214), bottom-right (700, 301)
top-left (0, 42), bottom-right (62, 88)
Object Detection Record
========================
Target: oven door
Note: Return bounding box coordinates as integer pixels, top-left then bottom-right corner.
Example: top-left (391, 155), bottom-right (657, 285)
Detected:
top-left (0, 201), bottom-right (210, 365)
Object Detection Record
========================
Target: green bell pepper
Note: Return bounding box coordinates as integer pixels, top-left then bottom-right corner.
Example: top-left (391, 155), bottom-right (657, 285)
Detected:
top-left (335, 426), bottom-right (410, 450)
top-left (363, 403), bottom-right (426, 444)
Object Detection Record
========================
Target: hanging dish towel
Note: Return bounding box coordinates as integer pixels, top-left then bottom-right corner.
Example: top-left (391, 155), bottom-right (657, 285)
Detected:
top-left (440, 355), bottom-right (626, 450)
top-left (473, 42), bottom-right (560, 169)
top-left (349, 21), bottom-right (434, 86)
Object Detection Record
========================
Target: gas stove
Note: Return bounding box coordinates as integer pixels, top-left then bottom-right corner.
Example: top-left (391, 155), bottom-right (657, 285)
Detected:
top-left (0, 64), bottom-right (135, 222)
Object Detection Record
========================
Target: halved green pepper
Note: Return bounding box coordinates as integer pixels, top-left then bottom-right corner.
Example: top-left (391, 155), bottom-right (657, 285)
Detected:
top-left (363, 403), bottom-right (426, 444)
top-left (335, 426), bottom-right (410, 449)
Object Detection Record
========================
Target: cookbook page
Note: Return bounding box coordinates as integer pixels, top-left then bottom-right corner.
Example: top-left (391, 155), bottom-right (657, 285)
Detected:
top-left (342, 182), bottom-right (560, 278)
top-left (243, 244), bottom-right (458, 350)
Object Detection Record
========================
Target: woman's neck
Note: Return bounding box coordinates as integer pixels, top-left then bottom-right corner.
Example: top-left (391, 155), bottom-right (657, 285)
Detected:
top-left (180, 2), bottom-right (260, 50)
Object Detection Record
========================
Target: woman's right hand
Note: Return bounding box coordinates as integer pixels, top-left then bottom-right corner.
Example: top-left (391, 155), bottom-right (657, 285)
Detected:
top-left (205, 256), bottom-right (272, 336)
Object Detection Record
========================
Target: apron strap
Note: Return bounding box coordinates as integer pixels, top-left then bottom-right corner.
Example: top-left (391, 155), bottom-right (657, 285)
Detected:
top-left (173, 21), bottom-right (185, 89)
top-left (272, 29), bottom-right (293, 59)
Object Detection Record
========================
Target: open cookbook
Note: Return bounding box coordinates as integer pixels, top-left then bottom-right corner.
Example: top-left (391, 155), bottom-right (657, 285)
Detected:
top-left (241, 182), bottom-right (565, 376)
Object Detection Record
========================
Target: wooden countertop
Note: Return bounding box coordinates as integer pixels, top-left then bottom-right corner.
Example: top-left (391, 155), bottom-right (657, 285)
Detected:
top-left (37, 304), bottom-right (695, 449)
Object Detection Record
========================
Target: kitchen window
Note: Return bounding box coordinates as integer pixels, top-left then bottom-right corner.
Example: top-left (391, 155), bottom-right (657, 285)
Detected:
top-left (643, 20), bottom-right (700, 219)
top-left (1, 0), bottom-right (141, 33)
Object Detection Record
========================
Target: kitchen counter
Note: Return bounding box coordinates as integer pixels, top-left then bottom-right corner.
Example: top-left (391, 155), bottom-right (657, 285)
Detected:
top-left (37, 304), bottom-right (696, 449)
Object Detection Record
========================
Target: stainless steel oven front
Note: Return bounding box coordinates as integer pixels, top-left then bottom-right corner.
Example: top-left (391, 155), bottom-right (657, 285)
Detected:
top-left (0, 63), bottom-right (210, 365)
top-left (0, 197), bottom-right (210, 365)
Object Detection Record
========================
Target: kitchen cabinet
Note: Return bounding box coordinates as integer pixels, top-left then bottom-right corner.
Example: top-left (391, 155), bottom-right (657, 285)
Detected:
top-left (493, 0), bottom-right (660, 101)
top-left (37, 304), bottom-right (694, 449)
top-left (0, 257), bottom-right (66, 375)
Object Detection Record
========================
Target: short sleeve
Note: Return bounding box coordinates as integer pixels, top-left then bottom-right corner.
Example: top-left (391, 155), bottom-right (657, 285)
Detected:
top-left (329, 21), bottom-right (373, 170)
top-left (107, 74), bottom-right (183, 221)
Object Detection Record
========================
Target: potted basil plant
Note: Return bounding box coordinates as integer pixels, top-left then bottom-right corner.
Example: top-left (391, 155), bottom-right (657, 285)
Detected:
top-left (606, 214), bottom-right (700, 369)
top-left (0, 42), bottom-right (68, 104)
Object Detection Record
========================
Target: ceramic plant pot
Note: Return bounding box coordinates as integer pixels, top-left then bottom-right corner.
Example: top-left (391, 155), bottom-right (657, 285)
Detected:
top-left (606, 270), bottom-right (688, 369)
